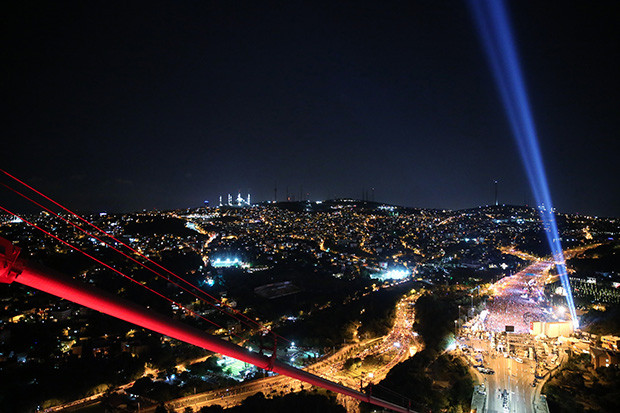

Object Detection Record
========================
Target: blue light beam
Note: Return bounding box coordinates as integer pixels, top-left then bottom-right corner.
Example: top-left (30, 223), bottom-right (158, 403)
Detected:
top-left (469, 0), bottom-right (578, 328)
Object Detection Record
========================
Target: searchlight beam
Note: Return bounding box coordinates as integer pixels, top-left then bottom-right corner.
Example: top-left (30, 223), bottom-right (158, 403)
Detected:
top-left (468, 0), bottom-right (578, 327)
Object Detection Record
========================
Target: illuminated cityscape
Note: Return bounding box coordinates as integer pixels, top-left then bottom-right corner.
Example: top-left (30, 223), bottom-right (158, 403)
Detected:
top-left (2, 1), bottom-right (619, 413)
top-left (1, 197), bottom-right (619, 412)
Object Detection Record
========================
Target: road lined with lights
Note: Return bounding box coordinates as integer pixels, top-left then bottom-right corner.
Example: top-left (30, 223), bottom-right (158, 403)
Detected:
top-left (162, 291), bottom-right (421, 411)
top-left (312, 292), bottom-right (420, 389)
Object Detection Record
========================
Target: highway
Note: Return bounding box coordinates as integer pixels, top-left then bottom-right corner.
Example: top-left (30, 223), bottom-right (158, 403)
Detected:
top-left (160, 292), bottom-right (421, 412)
top-left (463, 336), bottom-right (536, 413)
top-left (460, 259), bottom-right (559, 413)
top-left (486, 354), bottom-right (534, 413)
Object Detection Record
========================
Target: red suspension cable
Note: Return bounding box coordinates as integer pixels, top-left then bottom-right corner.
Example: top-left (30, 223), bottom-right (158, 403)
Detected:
top-left (0, 242), bottom-right (414, 413)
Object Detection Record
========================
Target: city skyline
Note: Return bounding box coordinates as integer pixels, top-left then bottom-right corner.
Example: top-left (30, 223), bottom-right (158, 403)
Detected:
top-left (4, 1), bottom-right (619, 216)
top-left (2, 195), bottom-right (618, 412)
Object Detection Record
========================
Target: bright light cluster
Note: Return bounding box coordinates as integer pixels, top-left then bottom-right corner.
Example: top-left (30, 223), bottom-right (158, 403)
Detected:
top-left (373, 268), bottom-right (410, 281)
top-left (211, 257), bottom-right (242, 268)
top-left (469, 0), bottom-right (578, 328)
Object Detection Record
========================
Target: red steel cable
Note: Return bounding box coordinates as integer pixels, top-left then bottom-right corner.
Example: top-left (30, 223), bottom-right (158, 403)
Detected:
top-left (0, 251), bottom-right (413, 413)
top-left (0, 199), bottom-right (368, 393)
top-left (0, 201), bottom-right (365, 392)
top-left (0, 169), bottom-right (290, 343)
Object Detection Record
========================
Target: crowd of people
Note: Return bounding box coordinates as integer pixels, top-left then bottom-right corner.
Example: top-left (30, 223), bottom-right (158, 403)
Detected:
top-left (484, 270), bottom-right (548, 333)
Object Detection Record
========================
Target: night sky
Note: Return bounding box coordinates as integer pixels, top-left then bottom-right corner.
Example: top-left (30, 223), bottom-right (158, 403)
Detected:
top-left (4, 1), bottom-right (619, 216)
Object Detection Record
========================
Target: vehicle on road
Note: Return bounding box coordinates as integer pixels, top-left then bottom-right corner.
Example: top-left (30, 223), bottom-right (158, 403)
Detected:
top-left (477, 367), bottom-right (495, 375)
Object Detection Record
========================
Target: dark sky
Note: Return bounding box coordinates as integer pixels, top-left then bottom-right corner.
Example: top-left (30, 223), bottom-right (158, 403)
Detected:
top-left (4, 1), bottom-right (619, 216)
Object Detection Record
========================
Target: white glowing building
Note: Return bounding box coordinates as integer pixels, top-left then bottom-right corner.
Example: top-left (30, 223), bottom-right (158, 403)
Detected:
top-left (219, 192), bottom-right (252, 207)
